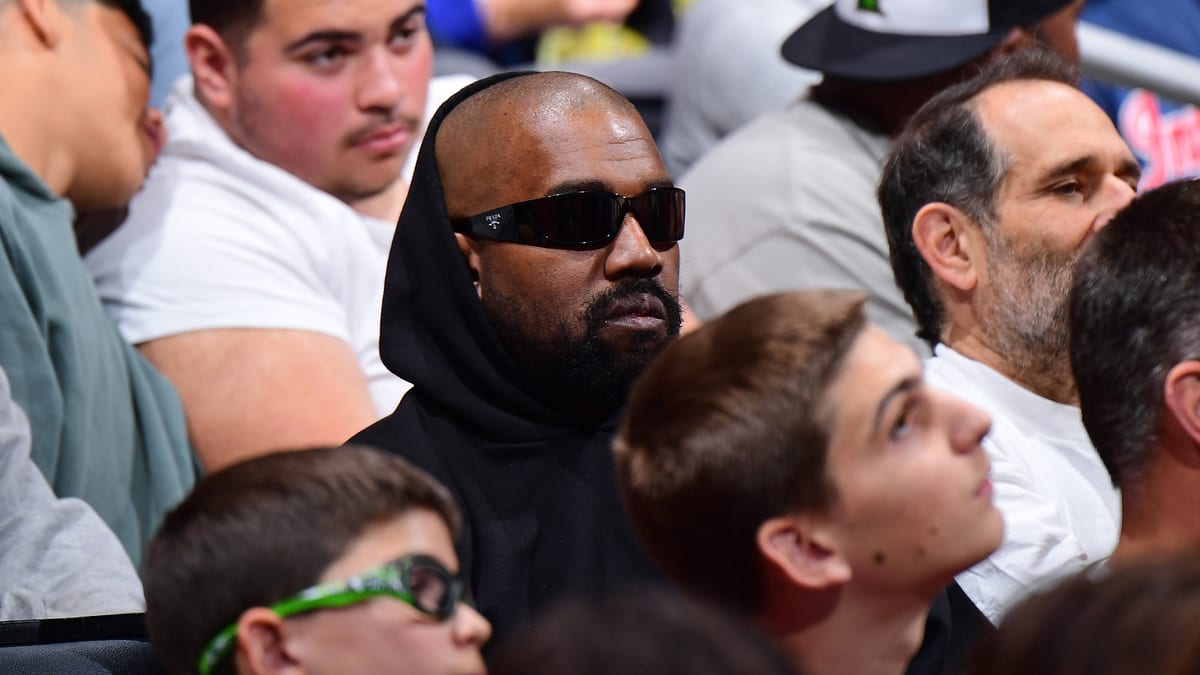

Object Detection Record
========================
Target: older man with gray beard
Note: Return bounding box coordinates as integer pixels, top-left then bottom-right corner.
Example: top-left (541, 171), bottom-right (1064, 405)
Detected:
top-left (878, 47), bottom-right (1140, 625)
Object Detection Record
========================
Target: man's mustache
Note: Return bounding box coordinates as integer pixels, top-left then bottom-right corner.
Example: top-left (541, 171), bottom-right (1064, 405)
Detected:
top-left (584, 279), bottom-right (683, 334)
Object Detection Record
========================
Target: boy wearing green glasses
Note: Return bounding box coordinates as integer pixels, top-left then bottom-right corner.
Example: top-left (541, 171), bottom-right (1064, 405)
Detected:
top-left (142, 445), bottom-right (491, 675)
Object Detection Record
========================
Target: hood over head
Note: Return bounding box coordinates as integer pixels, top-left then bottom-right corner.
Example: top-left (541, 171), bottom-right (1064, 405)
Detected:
top-left (378, 70), bottom-right (584, 442)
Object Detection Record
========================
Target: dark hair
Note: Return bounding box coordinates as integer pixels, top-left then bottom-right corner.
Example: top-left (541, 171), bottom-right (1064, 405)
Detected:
top-left (64, 0), bottom-right (154, 50)
top-left (878, 46), bottom-right (1079, 348)
top-left (1069, 179), bottom-right (1200, 490)
top-left (187, 0), bottom-right (264, 54)
top-left (143, 445), bottom-right (462, 675)
top-left (970, 550), bottom-right (1200, 675)
top-left (614, 290), bottom-right (865, 612)
top-left (488, 587), bottom-right (801, 675)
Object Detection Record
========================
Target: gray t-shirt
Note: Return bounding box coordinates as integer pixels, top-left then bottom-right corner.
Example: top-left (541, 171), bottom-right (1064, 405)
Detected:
top-left (0, 366), bottom-right (144, 620)
top-left (661, 0), bottom-right (826, 177)
top-left (679, 96), bottom-right (927, 355)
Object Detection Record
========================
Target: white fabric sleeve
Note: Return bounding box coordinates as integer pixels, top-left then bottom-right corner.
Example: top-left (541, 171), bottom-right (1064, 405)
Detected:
top-left (954, 433), bottom-right (1092, 624)
top-left (88, 172), bottom-right (353, 346)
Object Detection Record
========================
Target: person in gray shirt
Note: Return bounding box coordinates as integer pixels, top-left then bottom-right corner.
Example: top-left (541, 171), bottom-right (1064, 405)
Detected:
top-left (0, 365), bottom-right (143, 620)
top-left (678, 0), bottom-right (1083, 355)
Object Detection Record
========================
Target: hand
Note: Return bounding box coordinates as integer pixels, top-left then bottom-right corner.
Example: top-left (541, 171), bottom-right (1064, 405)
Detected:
top-left (481, 0), bottom-right (640, 43)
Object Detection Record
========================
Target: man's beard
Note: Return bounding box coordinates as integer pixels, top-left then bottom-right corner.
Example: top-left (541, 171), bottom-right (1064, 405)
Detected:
top-left (976, 231), bottom-right (1078, 398)
top-left (483, 278), bottom-right (683, 422)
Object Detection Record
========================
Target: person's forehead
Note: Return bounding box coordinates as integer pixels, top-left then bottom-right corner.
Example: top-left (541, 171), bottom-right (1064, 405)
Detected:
top-left (531, 107), bottom-right (666, 192)
top-left (93, 4), bottom-right (151, 73)
top-left (825, 326), bottom-right (920, 436)
top-left (259, 0), bottom-right (423, 35)
top-left (974, 80), bottom-right (1126, 177)
top-left (445, 99), bottom-right (668, 212)
top-left (318, 510), bottom-right (457, 584)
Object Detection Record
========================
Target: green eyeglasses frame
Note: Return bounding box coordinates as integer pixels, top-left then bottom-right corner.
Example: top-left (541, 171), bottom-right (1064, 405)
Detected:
top-left (196, 554), bottom-right (468, 675)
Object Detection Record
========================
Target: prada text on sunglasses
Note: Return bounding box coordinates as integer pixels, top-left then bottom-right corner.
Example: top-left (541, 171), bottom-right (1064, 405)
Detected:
top-left (451, 187), bottom-right (686, 247)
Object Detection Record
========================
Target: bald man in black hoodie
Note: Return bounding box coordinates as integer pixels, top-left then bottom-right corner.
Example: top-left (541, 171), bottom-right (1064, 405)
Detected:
top-left (350, 71), bottom-right (685, 645)
top-left (354, 73), bottom-right (993, 673)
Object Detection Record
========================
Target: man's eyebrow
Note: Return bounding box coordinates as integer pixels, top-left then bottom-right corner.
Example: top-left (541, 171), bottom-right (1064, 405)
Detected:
top-left (134, 53), bottom-right (152, 78)
top-left (390, 5), bottom-right (427, 29)
top-left (285, 5), bottom-right (426, 54)
top-left (285, 30), bottom-right (361, 54)
top-left (1117, 157), bottom-right (1143, 183)
top-left (117, 34), bottom-right (152, 77)
top-left (870, 376), bottom-right (920, 438)
top-left (1040, 156), bottom-right (1094, 183)
top-left (1040, 154), bottom-right (1143, 185)
top-left (545, 178), bottom-right (676, 195)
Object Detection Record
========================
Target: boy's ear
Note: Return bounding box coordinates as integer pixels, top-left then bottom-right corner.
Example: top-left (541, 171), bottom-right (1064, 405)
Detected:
top-left (234, 608), bottom-right (303, 675)
top-left (911, 202), bottom-right (983, 293)
top-left (757, 515), bottom-right (851, 590)
top-left (184, 24), bottom-right (238, 112)
top-left (1164, 361), bottom-right (1200, 450)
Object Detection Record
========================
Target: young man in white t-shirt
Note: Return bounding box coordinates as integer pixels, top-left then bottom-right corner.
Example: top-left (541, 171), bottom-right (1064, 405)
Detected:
top-left (87, 0), bottom-right (445, 471)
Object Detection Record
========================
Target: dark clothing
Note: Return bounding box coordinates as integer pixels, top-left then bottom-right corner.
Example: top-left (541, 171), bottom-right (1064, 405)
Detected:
top-left (908, 581), bottom-right (994, 675)
top-left (350, 72), bottom-right (658, 646)
top-left (351, 72), bottom-right (991, 669)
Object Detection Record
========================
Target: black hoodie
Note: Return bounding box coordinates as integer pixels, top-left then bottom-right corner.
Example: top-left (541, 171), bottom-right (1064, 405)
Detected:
top-left (349, 71), bottom-right (660, 646)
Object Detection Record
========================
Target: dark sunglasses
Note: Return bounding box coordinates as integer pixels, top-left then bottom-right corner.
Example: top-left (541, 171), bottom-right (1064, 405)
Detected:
top-left (451, 187), bottom-right (686, 248)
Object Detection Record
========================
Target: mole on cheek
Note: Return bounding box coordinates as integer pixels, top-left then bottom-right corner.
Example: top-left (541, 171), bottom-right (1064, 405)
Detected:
top-left (916, 545), bottom-right (927, 557)
top-left (929, 526), bottom-right (940, 536)
top-left (873, 552), bottom-right (886, 565)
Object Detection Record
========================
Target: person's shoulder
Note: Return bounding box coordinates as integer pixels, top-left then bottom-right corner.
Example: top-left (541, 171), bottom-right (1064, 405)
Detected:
top-left (679, 104), bottom-right (806, 191)
top-left (684, 98), bottom-right (880, 186)
top-left (346, 402), bottom-right (458, 486)
top-left (348, 402), bottom-right (434, 461)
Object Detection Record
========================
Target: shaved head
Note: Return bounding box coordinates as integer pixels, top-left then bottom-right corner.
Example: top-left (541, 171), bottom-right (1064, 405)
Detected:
top-left (436, 70), bottom-right (678, 421)
top-left (436, 72), bottom-right (645, 219)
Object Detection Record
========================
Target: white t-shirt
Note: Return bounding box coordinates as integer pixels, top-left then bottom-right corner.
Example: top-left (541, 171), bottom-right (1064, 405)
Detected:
top-left (925, 345), bottom-right (1120, 623)
top-left (87, 74), bottom-right (474, 415)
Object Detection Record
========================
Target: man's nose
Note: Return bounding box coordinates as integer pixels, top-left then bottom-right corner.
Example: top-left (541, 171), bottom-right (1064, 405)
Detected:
top-left (141, 107), bottom-right (167, 165)
top-left (603, 213), bottom-right (665, 280)
top-left (356, 49), bottom-right (404, 112)
top-left (453, 603), bottom-right (492, 647)
top-left (1094, 174), bottom-right (1137, 232)
top-left (937, 389), bottom-right (991, 455)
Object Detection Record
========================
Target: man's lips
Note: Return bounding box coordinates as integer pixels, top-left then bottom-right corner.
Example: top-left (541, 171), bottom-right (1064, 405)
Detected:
top-left (603, 293), bottom-right (667, 329)
top-left (353, 121), bottom-right (415, 154)
top-left (975, 464), bottom-right (993, 498)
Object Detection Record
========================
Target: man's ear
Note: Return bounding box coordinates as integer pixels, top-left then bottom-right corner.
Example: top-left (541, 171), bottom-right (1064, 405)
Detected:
top-left (234, 608), bottom-right (302, 675)
top-left (16, 0), bottom-right (64, 48)
top-left (911, 202), bottom-right (981, 293)
top-left (184, 24), bottom-right (238, 112)
top-left (1163, 361), bottom-right (1200, 451)
top-left (756, 515), bottom-right (851, 591)
top-left (454, 233), bottom-right (483, 299)
top-left (989, 26), bottom-right (1035, 60)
